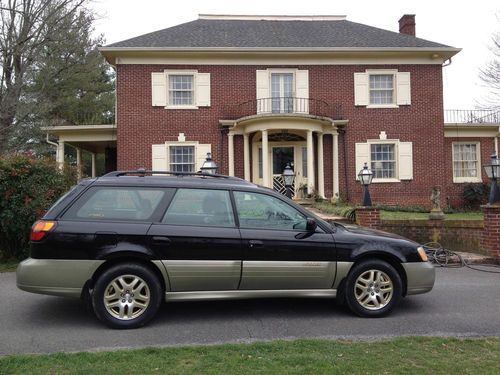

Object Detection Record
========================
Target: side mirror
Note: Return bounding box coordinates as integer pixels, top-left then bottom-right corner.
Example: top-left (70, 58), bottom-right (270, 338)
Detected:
top-left (306, 217), bottom-right (317, 232)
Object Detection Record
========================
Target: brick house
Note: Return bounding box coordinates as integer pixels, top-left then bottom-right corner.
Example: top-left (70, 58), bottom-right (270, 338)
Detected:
top-left (48, 14), bottom-right (500, 207)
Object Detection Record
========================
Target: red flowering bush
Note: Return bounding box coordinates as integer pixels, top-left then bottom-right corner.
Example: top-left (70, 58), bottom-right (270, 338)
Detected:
top-left (0, 155), bottom-right (77, 260)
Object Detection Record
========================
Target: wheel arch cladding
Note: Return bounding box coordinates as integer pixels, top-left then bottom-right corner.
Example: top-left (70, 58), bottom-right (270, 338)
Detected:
top-left (351, 252), bottom-right (408, 296)
top-left (86, 256), bottom-right (168, 295)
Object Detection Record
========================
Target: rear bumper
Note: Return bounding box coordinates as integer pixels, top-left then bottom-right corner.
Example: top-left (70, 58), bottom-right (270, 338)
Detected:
top-left (16, 258), bottom-right (104, 298)
top-left (402, 261), bottom-right (435, 295)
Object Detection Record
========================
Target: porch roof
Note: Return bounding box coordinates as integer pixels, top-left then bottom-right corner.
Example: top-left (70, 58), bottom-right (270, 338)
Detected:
top-left (42, 124), bottom-right (117, 153)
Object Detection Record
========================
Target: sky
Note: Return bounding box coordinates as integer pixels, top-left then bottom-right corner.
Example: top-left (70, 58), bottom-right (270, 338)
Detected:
top-left (92, 0), bottom-right (499, 110)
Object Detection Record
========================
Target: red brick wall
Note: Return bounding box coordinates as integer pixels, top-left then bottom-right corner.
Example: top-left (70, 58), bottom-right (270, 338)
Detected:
top-left (379, 219), bottom-right (484, 254)
top-left (356, 207), bottom-right (380, 228)
top-left (481, 205), bottom-right (500, 259)
top-left (444, 137), bottom-right (496, 207)
top-left (116, 63), bottom-right (446, 205)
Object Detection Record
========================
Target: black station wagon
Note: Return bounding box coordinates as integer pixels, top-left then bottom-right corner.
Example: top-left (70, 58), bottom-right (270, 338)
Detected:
top-left (17, 170), bottom-right (435, 329)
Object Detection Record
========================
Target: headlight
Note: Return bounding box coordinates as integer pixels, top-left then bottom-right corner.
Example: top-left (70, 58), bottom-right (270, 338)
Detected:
top-left (417, 246), bottom-right (428, 262)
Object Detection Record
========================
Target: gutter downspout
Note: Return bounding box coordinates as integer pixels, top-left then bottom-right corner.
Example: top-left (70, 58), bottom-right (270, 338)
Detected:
top-left (46, 133), bottom-right (59, 161)
top-left (495, 127), bottom-right (499, 155)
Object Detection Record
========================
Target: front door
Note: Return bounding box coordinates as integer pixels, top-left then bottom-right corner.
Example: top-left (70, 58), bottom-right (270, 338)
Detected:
top-left (271, 145), bottom-right (308, 198)
top-left (233, 190), bottom-right (336, 290)
top-left (272, 146), bottom-right (295, 196)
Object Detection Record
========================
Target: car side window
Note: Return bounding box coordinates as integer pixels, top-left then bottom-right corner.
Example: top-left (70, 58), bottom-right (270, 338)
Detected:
top-left (234, 191), bottom-right (307, 231)
top-left (63, 187), bottom-right (165, 221)
top-left (162, 188), bottom-right (235, 227)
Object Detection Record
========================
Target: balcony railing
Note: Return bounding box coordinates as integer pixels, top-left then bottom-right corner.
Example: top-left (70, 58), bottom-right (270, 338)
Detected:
top-left (222, 97), bottom-right (343, 120)
top-left (444, 110), bottom-right (500, 124)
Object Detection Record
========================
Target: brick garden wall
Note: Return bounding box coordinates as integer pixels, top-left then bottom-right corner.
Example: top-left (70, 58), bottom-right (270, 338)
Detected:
top-left (379, 219), bottom-right (485, 254)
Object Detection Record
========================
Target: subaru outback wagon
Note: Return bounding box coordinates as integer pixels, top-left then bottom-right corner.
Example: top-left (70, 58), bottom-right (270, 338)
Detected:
top-left (17, 170), bottom-right (434, 329)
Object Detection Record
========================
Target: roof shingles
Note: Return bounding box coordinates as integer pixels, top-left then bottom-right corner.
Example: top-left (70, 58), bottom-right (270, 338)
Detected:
top-left (105, 19), bottom-right (452, 49)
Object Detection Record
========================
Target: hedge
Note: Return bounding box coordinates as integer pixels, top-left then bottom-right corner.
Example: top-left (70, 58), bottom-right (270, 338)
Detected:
top-left (0, 155), bottom-right (77, 260)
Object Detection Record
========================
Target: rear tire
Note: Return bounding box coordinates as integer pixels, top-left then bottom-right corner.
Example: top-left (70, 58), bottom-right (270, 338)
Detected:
top-left (345, 259), bottom-right (402, 318)
top-left (92, 263), bottom-right (162, 329)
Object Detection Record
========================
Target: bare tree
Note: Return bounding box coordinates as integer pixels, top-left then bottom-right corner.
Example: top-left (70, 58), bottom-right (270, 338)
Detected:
top-left (479, 20), bottom-right (500, 112)
top-left (0, 0), bottom-right (88, 154)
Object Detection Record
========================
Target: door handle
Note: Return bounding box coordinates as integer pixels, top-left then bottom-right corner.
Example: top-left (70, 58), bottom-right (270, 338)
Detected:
top-left (152, 236), bottom-right (171, 245)
top-left (249, 240), bottom-right (264, 248)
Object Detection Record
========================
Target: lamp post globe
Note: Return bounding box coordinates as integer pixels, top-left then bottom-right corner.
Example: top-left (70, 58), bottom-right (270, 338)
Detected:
top-left (200, 152), bottom-right (218, 175)
top-left (484, 152), bottom-right (500, 205)
top-left (282, 163), bottom-right (295, 199)
top-left (358, 162), bottom-right (373, 206)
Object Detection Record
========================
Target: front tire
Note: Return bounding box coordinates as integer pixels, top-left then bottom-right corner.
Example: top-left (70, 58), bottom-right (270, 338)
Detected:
top-left (92, 263), bottom-right (162, 329)
top-left (345, 259), bottom-right (402, 318)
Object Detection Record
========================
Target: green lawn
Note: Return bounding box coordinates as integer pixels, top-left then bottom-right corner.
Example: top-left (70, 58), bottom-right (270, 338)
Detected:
top-left (380, 211), bottom-right (484, 221)
top-left (311, 202), bottom-right (483, 221)
top-left (1, 337), bottom-right (499, 375)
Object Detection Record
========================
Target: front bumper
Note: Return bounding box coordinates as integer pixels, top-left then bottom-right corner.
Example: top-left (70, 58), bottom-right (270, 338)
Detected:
top-left (16, 258), bottom-right (104, 298)
top-left (402, 261), bottom-right (435, 295)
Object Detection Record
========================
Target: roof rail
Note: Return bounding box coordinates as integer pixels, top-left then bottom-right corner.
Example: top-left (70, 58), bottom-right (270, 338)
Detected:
top-left (102, 169), bottom-right (242, 180)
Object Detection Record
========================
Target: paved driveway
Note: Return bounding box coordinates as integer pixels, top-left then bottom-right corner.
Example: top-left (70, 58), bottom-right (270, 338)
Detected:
top-left (1, 267), bottom-right (499, 355)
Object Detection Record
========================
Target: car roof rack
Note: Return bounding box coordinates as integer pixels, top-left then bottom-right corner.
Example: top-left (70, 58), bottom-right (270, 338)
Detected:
top-left (102, 169), bottom-right (241, 180)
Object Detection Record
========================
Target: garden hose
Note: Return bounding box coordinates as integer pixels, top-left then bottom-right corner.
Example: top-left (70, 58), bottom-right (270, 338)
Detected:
top-left (423, 242), bottom-right (500, 274)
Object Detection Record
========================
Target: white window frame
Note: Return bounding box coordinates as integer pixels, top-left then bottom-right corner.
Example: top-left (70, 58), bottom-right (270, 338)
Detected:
top-left (370, 142), bottom-right (397, 181)
top-left (366, 69), bottom-right (398, 109)
top-left (270, 71), bottom-right (295, 114)
top-left (367, 140), bottom-right (399, 183)
top-left (267, 69), bottom-right (296, 97)
top-left (169, 145), bottom-right (195, 172)
top-left (165, 70), bottom-right (198, 109)
top-left (452, 142), bottom-right (482, 183)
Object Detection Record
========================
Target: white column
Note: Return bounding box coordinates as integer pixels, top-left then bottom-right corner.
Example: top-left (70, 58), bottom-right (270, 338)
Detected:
top-left (307, 130), bottom-right (314, 194)
top-left (317, 133), bottom-right (324, 198)
top-left (332, 132), bottom-right (340, 201)
top-left (76, 148), bottom-right (82, 180)
top-left (91, 153), bottom-right (96, 178)
top-left (57, 140), bottom-right (65, 170)
top-left (228, 132), bottom-right (235, 176)
top-left (243, 134), bottom-right (250, 181)
top-left (262, 130), bottom-right (270, 188)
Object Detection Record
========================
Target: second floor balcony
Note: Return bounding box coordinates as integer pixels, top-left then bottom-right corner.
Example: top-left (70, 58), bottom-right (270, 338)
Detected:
top-left (222, 97), bottom-right (343, 121)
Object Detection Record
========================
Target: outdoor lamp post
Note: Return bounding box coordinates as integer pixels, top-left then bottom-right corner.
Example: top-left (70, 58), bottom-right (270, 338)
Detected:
top-left (200, 152), bottom-right (218, 174)
top-left (282, 163), bottom-right (295, 199)
top-left (358, 162), bottom-right (373, 206)
top-left (484, 152), bottom-right (500, 205)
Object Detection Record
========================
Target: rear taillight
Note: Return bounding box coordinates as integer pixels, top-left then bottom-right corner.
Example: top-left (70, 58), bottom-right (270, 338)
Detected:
top-left (30, 220), bottom-right (56, 241)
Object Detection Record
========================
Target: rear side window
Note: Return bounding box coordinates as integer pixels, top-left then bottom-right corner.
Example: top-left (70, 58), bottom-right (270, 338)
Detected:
top-left (162, 188), bottom-right (235, 227)
top-left (63, 187), bottom-right (165, 221)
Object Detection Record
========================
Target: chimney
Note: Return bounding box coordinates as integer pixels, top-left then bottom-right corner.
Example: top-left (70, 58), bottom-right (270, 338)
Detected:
top-left (399, 14), bottom-right (415, 36)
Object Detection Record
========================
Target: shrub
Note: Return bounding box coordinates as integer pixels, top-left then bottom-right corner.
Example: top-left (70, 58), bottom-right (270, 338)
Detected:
top-left (0, 155), bottom-right (77, 260)
top-left (463, 183), bottom-right (489, 209)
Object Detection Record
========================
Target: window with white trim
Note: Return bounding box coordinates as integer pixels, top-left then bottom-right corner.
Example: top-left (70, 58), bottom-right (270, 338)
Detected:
top-left (355, 138), bottom-right (413, 182)
top-left (369, 74), bottom-right (394, 105)
top-left (371, 144), bottom-right (396, 178)
top-left (169, 146), bottom-right (195, 172)
top-left (151, 70), bottom-right (211, 109)
top-left (354, 70), bottom-right (411, 107)
top-left (452, 143), bottom-right (481, 182)
top-left (168, 75), bottom-right (194, 106)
